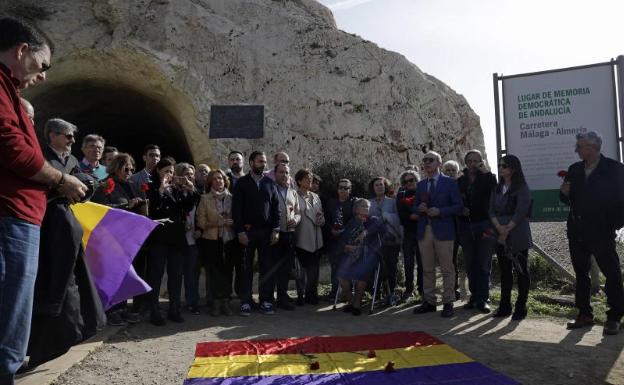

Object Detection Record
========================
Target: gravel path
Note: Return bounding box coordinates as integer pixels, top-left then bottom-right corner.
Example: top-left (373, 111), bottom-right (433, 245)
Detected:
top-left (50, 302), bottom-right (624, 385)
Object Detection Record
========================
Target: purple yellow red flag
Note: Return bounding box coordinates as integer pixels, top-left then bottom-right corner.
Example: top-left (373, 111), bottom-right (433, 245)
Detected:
top-left (70, 201), bottom-right (157, 310)
top-left (184, 331), bottom-right (518, 384)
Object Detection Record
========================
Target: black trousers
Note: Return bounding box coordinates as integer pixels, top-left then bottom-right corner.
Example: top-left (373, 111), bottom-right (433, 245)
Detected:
top-left (272, 232), bottom-right (295, 303)
top-left (497, 247), bottom-right (530, 310)
top-left (241, 228), bottom-right (274, 304)
top-left (569, 237), bottom-right (624, 321)
top-left (147, 241), bottom-right (184, 314)
top-left (379, 244), bottom-right (400, 294)
top-left (402, 231), bottom-right (423, 295)
top-left (295, 247), bottom-right (320, 300)
top-left (200, 238), bottom-right (236, 300)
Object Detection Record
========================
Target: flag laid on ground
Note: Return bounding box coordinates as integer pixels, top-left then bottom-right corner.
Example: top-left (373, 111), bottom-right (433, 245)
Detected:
top-left (70, 201), bottom-right (157, 310)
top-left (184, 331), bottom-right (518, 384)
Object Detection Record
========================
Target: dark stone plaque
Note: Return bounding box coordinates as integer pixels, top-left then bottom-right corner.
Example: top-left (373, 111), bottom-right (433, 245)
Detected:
top-left (209, 105), bottom-right (264, 139)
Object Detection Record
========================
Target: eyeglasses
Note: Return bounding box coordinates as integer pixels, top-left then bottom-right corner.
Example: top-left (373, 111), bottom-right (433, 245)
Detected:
top-left (403, 178), bottom-right (416, 184)
top-left (422, 158), bottom-right (436, 164)
top-left (338, 186), bottom-right (351, 190)
top-left (498, 164), bottom-right (508, 169)
top-left (278, 159), bottom-right (290, 164)
top-left (124, 167), bottom-right (135, 173)
top-left (39, 62), bottom-right (51, 73)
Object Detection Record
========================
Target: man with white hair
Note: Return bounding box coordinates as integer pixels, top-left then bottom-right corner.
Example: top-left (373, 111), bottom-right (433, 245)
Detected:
top-left (0, 18), bottom-right (86, 383)
top-left (561, 131), bottom-right (624, 335)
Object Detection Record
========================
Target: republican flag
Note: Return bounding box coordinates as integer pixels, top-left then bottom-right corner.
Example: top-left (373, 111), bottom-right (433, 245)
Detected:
top-left (184, 331), bottom-right (518, 384)
top-left (70, 201), bottom-right (157, 310)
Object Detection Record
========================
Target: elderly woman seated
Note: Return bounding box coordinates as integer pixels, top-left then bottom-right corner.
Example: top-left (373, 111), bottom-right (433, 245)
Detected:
top-left (336, 198), bottom-right (386, 315)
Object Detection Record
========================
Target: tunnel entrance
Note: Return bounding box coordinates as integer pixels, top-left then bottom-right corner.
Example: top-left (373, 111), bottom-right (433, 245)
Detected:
top-left (29, 81), bottom-right (193, 165)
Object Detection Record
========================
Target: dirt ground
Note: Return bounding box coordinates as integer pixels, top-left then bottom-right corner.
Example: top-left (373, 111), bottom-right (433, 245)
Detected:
top-left (41, 300), bottom-right (624, 385)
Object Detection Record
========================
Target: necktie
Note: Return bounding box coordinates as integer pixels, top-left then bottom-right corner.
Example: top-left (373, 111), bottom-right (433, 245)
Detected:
top-left (428, 178), bottom-right (435, 194)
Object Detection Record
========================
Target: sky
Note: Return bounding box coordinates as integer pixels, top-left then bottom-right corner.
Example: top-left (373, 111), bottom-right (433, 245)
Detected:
top-left (317, 0), bottom-right (624, 165)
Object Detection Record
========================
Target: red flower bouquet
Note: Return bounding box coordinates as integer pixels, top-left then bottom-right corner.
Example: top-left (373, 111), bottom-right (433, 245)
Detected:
top-left (103, 178), bottom-right (115, 195)
top-left (557, 170), bottom-right (568, 178)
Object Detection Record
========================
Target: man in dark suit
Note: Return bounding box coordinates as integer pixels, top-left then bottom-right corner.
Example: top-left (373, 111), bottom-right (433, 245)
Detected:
top-left (232, 151), bottom-right (281, 316)
top-left (413, 151), bottom-right (463, 317)
top-left (561, 131), bottom-right (624, 335)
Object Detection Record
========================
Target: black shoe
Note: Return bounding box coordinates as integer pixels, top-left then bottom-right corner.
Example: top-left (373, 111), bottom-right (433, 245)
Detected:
top-left (121, 310), bottom-right (141, 324)
top-left (604, 320), bottom-right (621, 335)
top-left (441, 303), bottom-right (454, 318)
top-left (107, 311), bottom-right (127, 326)
top-left (567, 314), bottom-right (594, 329)
top-left (167, 312), bottom-right (184, 323)
top-left (455, 290), bottom-right (461, 301)
top-left (352, 307), bottom-right (362, 316)
top-left (343, 304), bottom-right (354, 313)
top-left (276, 301), bottom-right (295, 311)
top-left (511, 307), bottom-right (527, 321)
top-left (400, 290), bottom-right (413, 302)
top-left (493, 307), bottom-right (512, 318)
top-left (463, 301), bottom-right (475, 310)
top-left (150, 311), bottom-right (166, 326)
top-left (477, 303), bottom-right (491, 314)
top-left (414, 302), bottom-right (437, 314)
top-left (295, 297), bottom-right (305, 306)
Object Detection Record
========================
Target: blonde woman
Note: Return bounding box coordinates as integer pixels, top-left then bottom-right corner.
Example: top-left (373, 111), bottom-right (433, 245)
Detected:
top-left (196, 169), bottom-right (236, 316)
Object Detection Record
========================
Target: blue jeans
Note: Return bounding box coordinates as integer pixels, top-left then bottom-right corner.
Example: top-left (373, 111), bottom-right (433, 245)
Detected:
top-left (0, 217), bottom-right (40, 384)
top-left (458, 220), bottom-right (493, 305)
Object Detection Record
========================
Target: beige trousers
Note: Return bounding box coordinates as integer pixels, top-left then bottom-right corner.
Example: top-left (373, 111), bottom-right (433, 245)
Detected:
top-left (418, 225), bottom-right (456, 305)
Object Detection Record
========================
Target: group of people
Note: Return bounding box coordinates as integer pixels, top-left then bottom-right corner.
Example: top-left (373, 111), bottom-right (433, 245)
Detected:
top-left (2, 16), bottom-right (624, 385)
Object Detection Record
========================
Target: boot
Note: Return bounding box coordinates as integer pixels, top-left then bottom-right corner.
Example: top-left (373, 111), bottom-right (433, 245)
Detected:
top-left (210, 299), bottom-right (221, 317)
top-left (221, 299), bottom-right (233, 316)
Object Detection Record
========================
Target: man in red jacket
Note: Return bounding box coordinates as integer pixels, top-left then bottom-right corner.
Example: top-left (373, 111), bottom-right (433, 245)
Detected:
top-left (0, 17), bottom-right (86, 384)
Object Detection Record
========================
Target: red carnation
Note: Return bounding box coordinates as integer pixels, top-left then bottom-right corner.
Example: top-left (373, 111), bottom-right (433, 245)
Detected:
top-left (310, 361), bottom-right (320, 370)
top-left (384, 361), bottom-right (395, 372)
top-left (557, 170), bottom-right (568, 178)
top-left (103, 178), bottom-right (115, 195)
top-left (367, 350), bottom-right (376, 358)
top-left (401, 195), bottom-right (415, 206)
top-left (140, 183), bottom-right (149, 192)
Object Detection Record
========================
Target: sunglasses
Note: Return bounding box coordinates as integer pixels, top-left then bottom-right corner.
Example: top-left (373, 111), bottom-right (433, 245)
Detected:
top-left (403, 178), bottom-right (416, 183)
top-left (124, 167), bottom-right (135, 173)
top-left (422, 158), bottom-right (436, 164)
top-left (338, 186), bottom-right (351, 190)
top-left (57, 132), bottom-right (74, 140)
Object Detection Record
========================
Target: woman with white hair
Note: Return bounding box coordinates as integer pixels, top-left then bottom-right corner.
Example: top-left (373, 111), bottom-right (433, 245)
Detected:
top-left (335, 198), bottom-right (386, 315)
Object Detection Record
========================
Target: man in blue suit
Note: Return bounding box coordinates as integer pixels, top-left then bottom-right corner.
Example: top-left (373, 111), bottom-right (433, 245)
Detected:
top-left (413, 151), bottom-right (463, 317)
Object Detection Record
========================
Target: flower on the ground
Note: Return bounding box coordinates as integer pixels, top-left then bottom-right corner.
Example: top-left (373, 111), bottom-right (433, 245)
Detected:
top-left (384, 361), bottom-right (395, 372)
top-left (310, 361), bottom-right (320, 370)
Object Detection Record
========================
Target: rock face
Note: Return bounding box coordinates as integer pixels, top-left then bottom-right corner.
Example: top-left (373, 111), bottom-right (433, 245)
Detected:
top-left (5, 0), bottom-right (485, 178)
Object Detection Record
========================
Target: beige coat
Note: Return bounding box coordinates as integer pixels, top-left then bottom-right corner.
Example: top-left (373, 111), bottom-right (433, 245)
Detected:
top-left (276, 186), bottom-right (301, 232)
top-left (295, 190), bottom-right (324, 252)
top-left (196, 190), bottom-right (235, 242)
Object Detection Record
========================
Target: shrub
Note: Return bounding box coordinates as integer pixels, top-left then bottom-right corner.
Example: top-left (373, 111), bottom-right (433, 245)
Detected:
top-left (312, 160), bottom-right (378, 199)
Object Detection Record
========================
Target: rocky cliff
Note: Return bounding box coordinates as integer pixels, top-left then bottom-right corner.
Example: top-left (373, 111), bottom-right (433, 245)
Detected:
top-left (4, 0), bottom-right (485, 178)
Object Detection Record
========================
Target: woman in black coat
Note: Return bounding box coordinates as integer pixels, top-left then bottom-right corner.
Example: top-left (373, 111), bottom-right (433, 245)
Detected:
top-left (489, 154), bottom-right (532, 321)
top-left (92, 153), bottom-right (147, 325)
top-left (145, 157), bottom-right (198, 326)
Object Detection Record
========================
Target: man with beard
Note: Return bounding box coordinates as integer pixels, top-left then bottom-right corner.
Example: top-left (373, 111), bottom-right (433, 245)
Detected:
top-left (226, 150), bottom-right (244, 191)
top-left (232, 151), bottom-right (281, 316)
